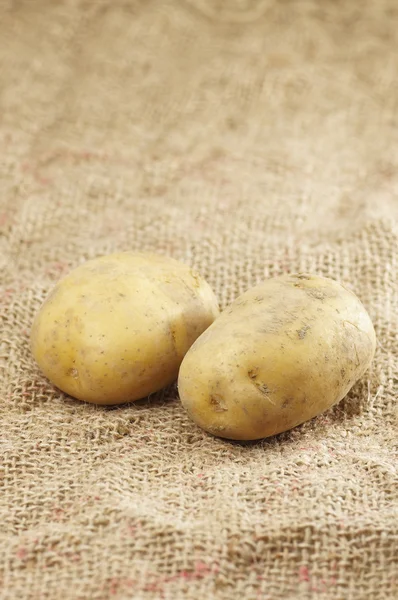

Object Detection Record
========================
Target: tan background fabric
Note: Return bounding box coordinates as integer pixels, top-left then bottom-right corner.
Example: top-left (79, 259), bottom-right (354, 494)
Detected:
top-left (1, 1), bottom-right (397, 598)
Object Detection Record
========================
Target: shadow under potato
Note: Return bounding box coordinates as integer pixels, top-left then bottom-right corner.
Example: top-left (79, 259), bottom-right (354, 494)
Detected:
top-left (327, 378), bottom-right (374, 421)
top-left (102, 382), bottom-right (179, 412)
top-left (25, 365), bottom-right (375, 445)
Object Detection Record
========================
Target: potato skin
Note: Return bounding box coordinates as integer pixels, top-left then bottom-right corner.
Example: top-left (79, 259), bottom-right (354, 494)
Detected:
top-left (31, 252), bottom-right (219, 405)
top-left (178, 274), bottom-right (376, 440)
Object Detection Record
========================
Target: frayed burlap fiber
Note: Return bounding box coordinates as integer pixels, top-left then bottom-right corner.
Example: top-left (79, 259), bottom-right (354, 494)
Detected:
top-left (1, 1), bottom-right (397, 599)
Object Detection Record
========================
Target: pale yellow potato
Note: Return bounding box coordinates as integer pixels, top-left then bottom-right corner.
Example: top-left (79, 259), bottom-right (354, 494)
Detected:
top-left (31, 252), bottom-right (219, 405)
top-left (178, 274), bottom-right (376, 440)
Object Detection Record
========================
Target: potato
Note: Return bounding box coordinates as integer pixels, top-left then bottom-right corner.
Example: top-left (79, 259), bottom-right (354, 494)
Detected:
top-left (178, 274), bottom-right (376, 440)
top-left (31, 252), bottom-right (219, 405)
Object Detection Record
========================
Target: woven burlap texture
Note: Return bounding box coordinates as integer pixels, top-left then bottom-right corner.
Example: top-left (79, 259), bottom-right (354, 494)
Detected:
top-left (1, 1), bottom-right (397, 599)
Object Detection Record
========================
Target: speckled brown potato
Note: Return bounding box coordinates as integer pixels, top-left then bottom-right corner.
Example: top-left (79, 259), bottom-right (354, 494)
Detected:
top-left (178, 274), bottom-right (376, 440)
top-left (31, 252), bottom-right (219, 405)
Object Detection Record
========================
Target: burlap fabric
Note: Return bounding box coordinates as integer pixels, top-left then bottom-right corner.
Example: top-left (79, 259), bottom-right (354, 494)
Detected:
top-left (1, 1), bottom-right (397, 599)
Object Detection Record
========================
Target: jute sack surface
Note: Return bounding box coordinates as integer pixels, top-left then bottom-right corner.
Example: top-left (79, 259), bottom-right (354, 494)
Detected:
top-left (1, 1), bottom-right (397, 599)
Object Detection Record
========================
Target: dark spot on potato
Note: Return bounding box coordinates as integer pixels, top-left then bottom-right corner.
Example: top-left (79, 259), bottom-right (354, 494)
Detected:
top-left (255, 296), bottom-right (264, 302)
top-left (248, 368), bottom-right (259, 379)
top-left (297, 325), bottom-right (310, 339)
top-left (169, 325), bottom-right (178, 352)
top-left (341, 368), bottom-right (346, 378)
top-left (209, 394), bottom-right (228, 412)
top-left (118, 293), bottom-right (126, 298)
top-left (306, 289), bottom-right (326, 300)
top-left (67, 368), bottom-right (78, 379)
top-left (282, 398), bottom-right (291, 409)
top-left (210, 425), bottom-right (226, 433)
top-left (247, 367), bottom-right (270, 394)
top-left (257, 383), bottom-right (270, 395)
top-left (325, 354), bottom-right (329, 362)
top-left (293, 274), bottom-right (311, 280)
